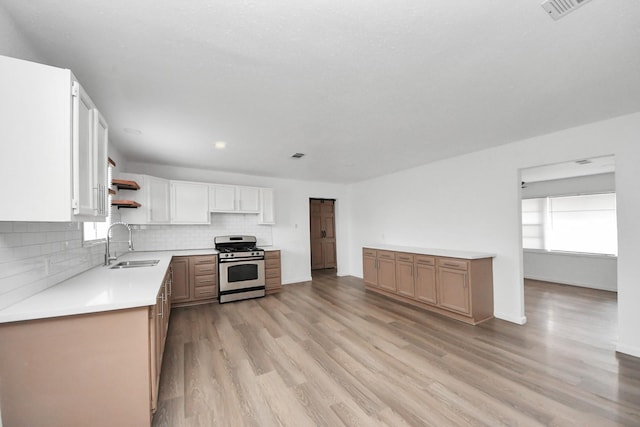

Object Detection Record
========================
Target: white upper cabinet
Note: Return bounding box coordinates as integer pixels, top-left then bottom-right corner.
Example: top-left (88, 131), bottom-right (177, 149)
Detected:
top-left (258, 188), bottom-right (275, 224)
top-left (117, 173), bottom-right (170, 225)
top-left (237, 186), bottom-right (260, 213)
top-left (170, 181), bottom-right (210, 224)
top-left (209, 184), bottom-right (236, 212)
top-left (0, 55), bottom-right (108, 222)
top-left (147, 176), bottom-right (170, 223)
top-left (209, 184), bottom-right (261, 213)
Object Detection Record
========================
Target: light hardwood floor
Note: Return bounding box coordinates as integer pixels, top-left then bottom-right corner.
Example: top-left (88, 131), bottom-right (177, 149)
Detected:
top-left (153, 273), bottom-right (640, 427)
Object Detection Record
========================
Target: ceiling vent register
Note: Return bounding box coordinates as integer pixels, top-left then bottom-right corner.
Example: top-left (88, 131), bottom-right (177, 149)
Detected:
top-left (541, 0), bottom-right (593, 20)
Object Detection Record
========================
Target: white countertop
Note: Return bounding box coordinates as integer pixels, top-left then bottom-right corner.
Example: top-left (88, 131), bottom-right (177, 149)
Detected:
top-left (0, 249), bottom-right (218, 324)
top-left (364, 244), bottom-right (495, 260)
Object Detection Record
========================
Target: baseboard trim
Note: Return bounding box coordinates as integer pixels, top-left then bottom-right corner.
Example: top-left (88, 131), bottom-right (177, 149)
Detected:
top-left (616, 343), bottom-right (640, 359)
top-left (494, 312), bottom-right (527, 325)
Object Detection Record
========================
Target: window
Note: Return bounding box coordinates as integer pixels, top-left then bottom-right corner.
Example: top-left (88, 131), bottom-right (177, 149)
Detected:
top-left (522, 193), bottom-right (617, 256)
top-left (83, 166), bottom-right (112, 243)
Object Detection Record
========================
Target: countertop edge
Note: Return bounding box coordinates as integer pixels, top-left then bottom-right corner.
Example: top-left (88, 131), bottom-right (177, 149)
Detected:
top-left (363, 244), bottom-right (496, 259)
top-left (0, 249), bottom-right (220, 324)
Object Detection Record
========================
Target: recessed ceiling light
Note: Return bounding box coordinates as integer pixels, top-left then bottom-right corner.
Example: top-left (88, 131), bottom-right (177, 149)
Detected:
top-left (123, 128), bottom-right (142, 135)
top-left (214, 141), bottom-right (227, 149)
top-left (291, 153), bottom-right (305, 159)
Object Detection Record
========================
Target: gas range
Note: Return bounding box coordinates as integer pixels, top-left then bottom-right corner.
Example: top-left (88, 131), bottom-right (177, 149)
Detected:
top-left (214, 235), bottom-right (266, 303)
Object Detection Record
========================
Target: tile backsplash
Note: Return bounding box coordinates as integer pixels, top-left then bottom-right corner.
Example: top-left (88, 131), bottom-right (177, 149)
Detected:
top-left (0, 213), bottom-right (272, 310)
top-left (0, 222), bottom-right (106, 310)
top-left (128, 213), bottom-right (273, 251)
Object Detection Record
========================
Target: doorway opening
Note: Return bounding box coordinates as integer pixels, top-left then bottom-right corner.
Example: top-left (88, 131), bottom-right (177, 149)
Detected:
top-left (519, 155), bottom-right (618, 342)
top-left (309, 198), bottom-right (337, 274)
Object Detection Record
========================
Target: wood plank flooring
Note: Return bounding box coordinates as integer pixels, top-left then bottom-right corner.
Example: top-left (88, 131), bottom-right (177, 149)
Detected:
top-left (153, 273), bottom-right (640, 427)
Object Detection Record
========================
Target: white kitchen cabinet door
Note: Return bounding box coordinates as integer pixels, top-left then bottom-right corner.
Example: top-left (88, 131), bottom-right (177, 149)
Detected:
top-left (0, 55), bottom-right (108, 222)
top-left (237, 186), bottom-right (261, 213)
top-left (258, 188), bottom-right (275, 224)
top-left (148, 176), bottom-right (170, 223)
top-left (209, 184), bottom-right (236, 212)
top-left (171, 181), bottom-right (210, 224)
top-left (72, 81), bottom-right (98, 217)
top-left (93, 110), bottom-right (109, 217)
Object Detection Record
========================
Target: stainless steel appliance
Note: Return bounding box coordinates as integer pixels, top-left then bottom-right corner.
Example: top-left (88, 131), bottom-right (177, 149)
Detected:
top-left (215, 235), bottom-right (266, 303)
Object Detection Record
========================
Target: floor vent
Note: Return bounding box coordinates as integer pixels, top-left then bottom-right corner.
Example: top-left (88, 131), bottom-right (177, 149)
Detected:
top-left (541, 0), bottom-right (593, 20)
top-left (291, 153), bottom-right (305, 159)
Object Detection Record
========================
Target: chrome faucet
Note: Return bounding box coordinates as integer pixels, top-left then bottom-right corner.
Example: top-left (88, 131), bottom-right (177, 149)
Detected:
top-left (105, 222), bottom-right (134, 265)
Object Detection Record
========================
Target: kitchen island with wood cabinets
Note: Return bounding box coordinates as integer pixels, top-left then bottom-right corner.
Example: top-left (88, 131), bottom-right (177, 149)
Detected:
top-left (363, 245), bottom-right (495, 325)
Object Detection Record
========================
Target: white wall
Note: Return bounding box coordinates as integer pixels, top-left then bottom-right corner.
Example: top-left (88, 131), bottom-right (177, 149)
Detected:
top-left (0, 4), bottom-right (43, 62)
top-left (347, 112), bottom-right (640, 358)
top-left (125, 162), bottom-right (350, 285)
top-left (523, 250), bottom-right (617, 291)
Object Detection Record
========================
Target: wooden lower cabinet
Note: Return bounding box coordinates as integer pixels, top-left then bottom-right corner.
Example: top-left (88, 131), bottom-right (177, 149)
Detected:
top-left (171, 255), bottom-right (218, 306)
top-left (395, 253), bottom-right (415, 298)
top-left (170, 256), bottom-right (189, 302)
top-left (150, 270), bottom-right (171, 413)
top-left (191, 255), bottom-right (218, 300)
top-left (362, 247), bottom-right (494, 325)
top-left (437, 261), bottom-right (470, 315)
top-left (265, 250), bottom-right (282, 294)
top-left (414, 256), bottom-right (437, 305)
top-left (0, 283), bottom-right (174, 426)
top-left (362, 248), bottom-right (378, 287)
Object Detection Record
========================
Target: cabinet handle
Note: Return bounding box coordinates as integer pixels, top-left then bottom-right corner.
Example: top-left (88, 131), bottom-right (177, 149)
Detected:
top-left (443, 263), bottom-right (461, 268)
top-left (157, 294), bottom-right (164, 318)
top-left (169, 267), bottom-right (173, 296)
top-left (410, 265), bottom-right (413, 276)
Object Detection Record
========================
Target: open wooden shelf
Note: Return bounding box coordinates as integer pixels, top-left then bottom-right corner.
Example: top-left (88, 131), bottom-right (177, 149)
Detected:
top-left (112, 179), bottom-right (140, 190)
top-left (111, 200), bottom-right (141, 209)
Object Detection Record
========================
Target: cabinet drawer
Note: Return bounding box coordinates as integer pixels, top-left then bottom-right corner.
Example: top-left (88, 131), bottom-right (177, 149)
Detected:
top-left (363, 248), bottom-right (377, 257)
top-left (193, 285), bottom-right (217, 299)
top-left (396, 253), bottom-right (414, 263)
top-left (415, 255), bottom-right (435, 266)
top-left (437, 258), bottom-right (468, 271)
top-left (377, 250), bottom-right (395, 260)
top-left (194, 275), bottom-right (217, 287)
top-left (265, 250), bottom-right (281, 259)
top-left (194, 263), bottom-right (216, 276)
top-left (265, 259), bottom-right (280, 269)
top-left (192, 255), bottom-right (216, 265)
top-left (265, 268), bottom-right (281, 279)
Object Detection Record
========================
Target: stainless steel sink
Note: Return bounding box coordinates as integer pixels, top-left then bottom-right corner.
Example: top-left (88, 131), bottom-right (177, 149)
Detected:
top-left (109, 259), bottom-right (160, 269)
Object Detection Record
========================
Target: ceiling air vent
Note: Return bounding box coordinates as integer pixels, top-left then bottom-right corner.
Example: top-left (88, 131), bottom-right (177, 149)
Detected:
top-left (290, 153), bottom-right (305, 159)
top-left (541, 0), bottom-right (593, 20)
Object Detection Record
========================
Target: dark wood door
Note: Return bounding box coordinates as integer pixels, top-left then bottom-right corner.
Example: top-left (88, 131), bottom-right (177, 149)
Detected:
top-left (310, 199), bottom-right (337, 270)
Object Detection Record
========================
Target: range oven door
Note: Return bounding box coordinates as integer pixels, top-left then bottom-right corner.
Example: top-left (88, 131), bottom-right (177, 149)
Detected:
top-left (219, 259), bottom-right (265, 292)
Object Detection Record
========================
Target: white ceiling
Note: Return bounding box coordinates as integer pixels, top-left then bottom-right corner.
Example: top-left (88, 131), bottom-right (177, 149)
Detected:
top-left (2, 0), bottom-right (639, 183)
